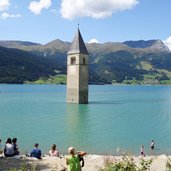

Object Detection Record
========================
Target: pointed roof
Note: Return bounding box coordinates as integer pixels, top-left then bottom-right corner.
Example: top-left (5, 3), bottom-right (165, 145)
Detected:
top-left (68, 28), bottom-right (89, 55)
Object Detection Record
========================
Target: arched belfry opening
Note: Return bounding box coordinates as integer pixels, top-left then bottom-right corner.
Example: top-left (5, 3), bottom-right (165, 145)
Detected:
top-left (66, 28), bottom-right (89, 104)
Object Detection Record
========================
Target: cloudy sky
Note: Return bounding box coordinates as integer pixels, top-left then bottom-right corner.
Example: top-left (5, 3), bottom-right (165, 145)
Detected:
top-left (0, 0), bottom-right (171, 49)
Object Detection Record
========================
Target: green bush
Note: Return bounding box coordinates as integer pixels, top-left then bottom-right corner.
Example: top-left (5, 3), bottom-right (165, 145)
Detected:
top-left (166, 158), bottom-right (171, 171)
top-left (99, 155), bottom-right (152, 171)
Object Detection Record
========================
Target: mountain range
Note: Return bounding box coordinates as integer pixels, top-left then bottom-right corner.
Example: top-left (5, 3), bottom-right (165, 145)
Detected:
top-left (0, 39), bottom-right (171, 85)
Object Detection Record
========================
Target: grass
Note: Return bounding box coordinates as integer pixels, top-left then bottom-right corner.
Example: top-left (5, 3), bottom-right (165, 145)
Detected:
top-left (139, 61), bottom-right (153, 71)
top-left (9, 163), bottom-right (37, 171)
top-left (122, 80), bottom-right (141, 85)
top-left (161, 80), bottom-right (171, 85)
top-left (25, 74), bottom-right (66, 84)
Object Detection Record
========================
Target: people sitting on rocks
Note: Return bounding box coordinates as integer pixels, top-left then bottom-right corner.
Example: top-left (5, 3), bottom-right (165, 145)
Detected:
top-left (4, 138), bottom-right (15, 157)
top-left (49, 144), bottom-right (59, 157)
top-left (12, 138), bottom-right (19, 155)
top-left (30, 143), bottom-right (42, 159)
top-left (66, 146), bottom-right (86, 171)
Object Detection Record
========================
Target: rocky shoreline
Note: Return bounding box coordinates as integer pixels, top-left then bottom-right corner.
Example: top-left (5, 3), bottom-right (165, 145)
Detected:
top-left (0, 154), bottom-right (170, 171)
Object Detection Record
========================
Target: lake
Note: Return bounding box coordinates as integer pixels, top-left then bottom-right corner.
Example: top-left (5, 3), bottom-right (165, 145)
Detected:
top-left (0, 84), bottom-right (171, 155)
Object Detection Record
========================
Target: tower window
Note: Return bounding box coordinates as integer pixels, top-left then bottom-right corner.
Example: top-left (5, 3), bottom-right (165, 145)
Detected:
top-left (83, 58), bottom-right (86, 65)
top-left (71, 57), bottom-right (76, 65)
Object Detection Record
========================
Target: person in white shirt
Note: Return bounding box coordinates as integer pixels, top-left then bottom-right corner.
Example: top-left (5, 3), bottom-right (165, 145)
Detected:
top-left (4, 138), bottom-right (15, 157)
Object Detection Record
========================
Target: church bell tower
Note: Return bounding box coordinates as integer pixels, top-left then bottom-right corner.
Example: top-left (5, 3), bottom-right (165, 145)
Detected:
top-left (66, 28), bottom-right (89, 104)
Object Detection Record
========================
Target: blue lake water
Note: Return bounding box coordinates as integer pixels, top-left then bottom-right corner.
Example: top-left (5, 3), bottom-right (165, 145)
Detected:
top-left (0, 84), bottom-right (171, 156)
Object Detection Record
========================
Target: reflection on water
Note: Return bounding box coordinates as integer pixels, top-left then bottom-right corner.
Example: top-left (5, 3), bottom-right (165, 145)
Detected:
top-left (65, 104), bottom-right (90, 150)
top-left (90, 101), bottom-right (124, 105)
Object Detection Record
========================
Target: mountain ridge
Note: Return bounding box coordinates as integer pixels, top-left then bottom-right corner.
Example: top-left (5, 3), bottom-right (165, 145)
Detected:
top-left (0, 38), bottom-right (171, 84)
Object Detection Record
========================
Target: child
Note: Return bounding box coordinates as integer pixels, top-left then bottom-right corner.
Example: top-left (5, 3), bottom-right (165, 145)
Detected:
top-left (141, 145), bottom-right (145, 157)
top-left (150, 140), bottom-right (154, 150)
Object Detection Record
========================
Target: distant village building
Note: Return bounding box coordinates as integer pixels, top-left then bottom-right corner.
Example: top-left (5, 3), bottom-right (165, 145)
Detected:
top-left (66, 28), bottom-right (89, 104)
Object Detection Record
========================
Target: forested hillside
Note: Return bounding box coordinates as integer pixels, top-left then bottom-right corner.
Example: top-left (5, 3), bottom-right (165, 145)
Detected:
top-left (0, 39), bottom-right (171, 85)
top-left (0, 46), bottom-right (64, 83)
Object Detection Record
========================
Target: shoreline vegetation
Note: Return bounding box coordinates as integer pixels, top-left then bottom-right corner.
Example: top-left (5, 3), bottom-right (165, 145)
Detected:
top-left (0, 154), bottom-right (171, 171)
top-left (5, 74), bottom-right (171, 85)
top-left (23, 73), bottom-right (171, 85)
top-left (2, 73), bottom-right (171, 85)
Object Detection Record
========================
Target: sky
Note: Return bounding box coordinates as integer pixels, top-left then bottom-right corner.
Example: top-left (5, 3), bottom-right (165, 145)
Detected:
top-left (0, 0), bottom-right (171, 49)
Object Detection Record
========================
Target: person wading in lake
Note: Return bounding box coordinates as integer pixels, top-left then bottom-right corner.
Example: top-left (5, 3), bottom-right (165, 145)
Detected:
top-left (140, 145), bottom-right (145, 157)
top-left (66, 147), bottom-right (86, 171)
top-left (150, 140), bottom-right (155, 155)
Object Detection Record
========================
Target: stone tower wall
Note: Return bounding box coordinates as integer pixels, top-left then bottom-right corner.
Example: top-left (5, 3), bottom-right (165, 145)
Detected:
top-left (67, 53), bottom-right (88, 103)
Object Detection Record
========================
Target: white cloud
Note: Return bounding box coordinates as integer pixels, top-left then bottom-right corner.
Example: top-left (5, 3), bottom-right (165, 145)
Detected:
top-left (0, 0), bottom-right (10, 11)
top-left (28, 0), bottom-right (52, 15)
top-left (163, 36), bottom-right (171, 51)
top-left (1, 12), bottom-right (21, 19)
top-left (88, 38), bottom-right (99, 44)
top-left (61, 0), bottom-right (139, 20)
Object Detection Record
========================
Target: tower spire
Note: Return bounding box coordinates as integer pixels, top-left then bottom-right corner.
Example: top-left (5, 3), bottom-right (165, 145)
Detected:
top-left (68, 29), bottom-right (89, 55)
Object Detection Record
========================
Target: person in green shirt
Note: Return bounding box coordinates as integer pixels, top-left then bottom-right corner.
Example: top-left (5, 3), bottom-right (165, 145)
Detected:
top-left (66, 146), bottom-right (86, 171)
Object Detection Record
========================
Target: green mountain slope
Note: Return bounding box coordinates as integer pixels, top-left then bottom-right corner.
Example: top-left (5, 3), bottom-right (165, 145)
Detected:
top-left (0, 46), bottom-right (64, 83)
top-left (0, 39), bottom-right (171, 85)
top-left (0, 45), bottom-right (105, 84)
